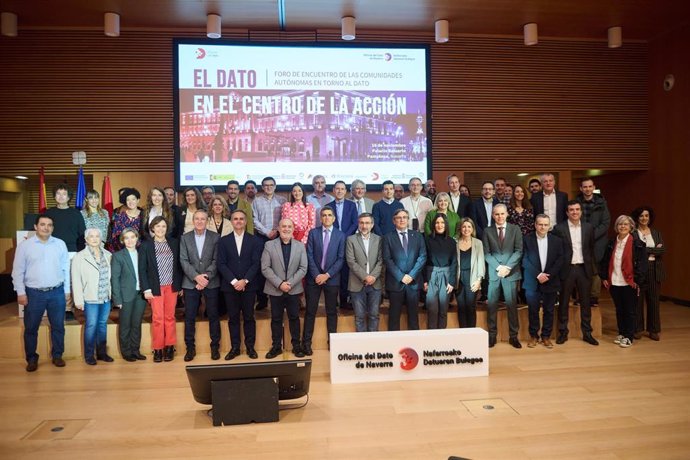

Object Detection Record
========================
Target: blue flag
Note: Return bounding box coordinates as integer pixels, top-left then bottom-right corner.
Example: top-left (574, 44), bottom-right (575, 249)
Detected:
top-left (75, 166), bottom-right (86, 210)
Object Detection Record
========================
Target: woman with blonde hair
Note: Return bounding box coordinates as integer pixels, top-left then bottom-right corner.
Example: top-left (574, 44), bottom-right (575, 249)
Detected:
top-left (207, 195), bottom-right (233, 237)
top-left (424, 192), bottom-right (460, 238)
top-left (81, 190), bottom-right (109, 246)
top-left (455, 217), bottom-right (485, 328)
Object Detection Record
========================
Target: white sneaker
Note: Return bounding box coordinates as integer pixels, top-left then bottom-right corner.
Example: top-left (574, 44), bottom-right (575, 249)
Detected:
top-left (613, 335), bottom-right (623, 344)
top-left (619, 338), bottom-right (632, 348)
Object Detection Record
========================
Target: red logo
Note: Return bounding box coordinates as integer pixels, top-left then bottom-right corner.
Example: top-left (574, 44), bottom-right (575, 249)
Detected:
top-left (196, 48), bottom-right (206, 59)
top-left (371, 172), bottom-right (380, 181)
top-left (399, 347), bottom-right (419, 371)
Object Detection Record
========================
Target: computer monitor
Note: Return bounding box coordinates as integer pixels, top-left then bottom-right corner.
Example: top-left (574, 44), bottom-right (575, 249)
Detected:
top-left (186, 359), bottom-right (312, 405)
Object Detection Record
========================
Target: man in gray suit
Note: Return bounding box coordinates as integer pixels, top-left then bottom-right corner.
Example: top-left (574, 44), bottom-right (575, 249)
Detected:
top-left (349, 179), bottom-right (376, 215)
top-left (483, 203), bottom-right (524, 348)
top-left (346, 212), bottom-right (383, 332)
top-left (179, 209), bottom-right (221, 362)
top-left (261, 218), bottom-right (308, 359)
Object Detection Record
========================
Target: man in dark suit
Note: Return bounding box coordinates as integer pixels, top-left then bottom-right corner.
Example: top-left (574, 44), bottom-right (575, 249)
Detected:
top-left (469, 181), bottom-right (500, 240)
top-left (483, 203), bottom-right (524, 348)
top-left (530, 173), bottom-right (568, 229)
top-left (447, 173), bottom-right (471, 218)
top-left (553, 200), bottom-right (599, 346)
top-left (346, 212), bottom-right (384, 332)
top-left (522, 214), bottom-right (564, 348)
top-left (382, 209), bottom-right (427, 331)
top-left (179, 209), bottom-right (221, 362)
top-left (302, 207), bottom-right (346, 354)
top-left (325, 180), bottom-right (358, 308)
top-left (261, 218), bottom-right (308, 359)
top-left (217, 209), bottom-right (263, 361)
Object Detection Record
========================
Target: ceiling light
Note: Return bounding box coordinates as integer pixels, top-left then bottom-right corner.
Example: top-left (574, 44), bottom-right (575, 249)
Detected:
top-left (207, 14), bottom-right (221, 39)
top-left (104, 12), bottom-right (120, 37)
top-left (523, 22), bottom-right (538, 46)
top-left (1, 11), bottom-right (18, 37)
top-left (342, 16), bottom-right (356, 41)
top-left (15, 175), bottom-right (28, 180)
top-left (435, 20), bottom-right (449, 43)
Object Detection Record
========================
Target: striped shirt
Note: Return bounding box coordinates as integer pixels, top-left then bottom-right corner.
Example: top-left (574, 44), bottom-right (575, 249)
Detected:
top-left (154, 240), bottom-right (174, 286)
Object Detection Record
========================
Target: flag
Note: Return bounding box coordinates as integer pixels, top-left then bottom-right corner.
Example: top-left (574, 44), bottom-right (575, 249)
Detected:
top-left (38, 166), bottom-right (47, 213)
top-left (102, 175), bottom-right (113, 215)
top-left (75, 166), bottom-right (86, 210)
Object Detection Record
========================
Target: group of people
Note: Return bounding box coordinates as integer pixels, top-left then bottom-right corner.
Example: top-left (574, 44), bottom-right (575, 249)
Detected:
top-left (12, 172), bottom-right (666, 372)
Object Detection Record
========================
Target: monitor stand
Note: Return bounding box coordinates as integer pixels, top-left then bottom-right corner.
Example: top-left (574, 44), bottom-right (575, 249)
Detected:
top-left (210, 377), bottom-right (279, 426)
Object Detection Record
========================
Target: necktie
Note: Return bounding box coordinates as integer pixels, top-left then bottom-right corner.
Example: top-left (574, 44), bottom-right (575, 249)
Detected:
top-left (498, 226), bottom-right (505, 245)
top-left (321, 229), bottom-right (330, 270)
top-left (401, 232), bottom-right (408, 254)
top-left (357, 200), bottom-right (362, 214)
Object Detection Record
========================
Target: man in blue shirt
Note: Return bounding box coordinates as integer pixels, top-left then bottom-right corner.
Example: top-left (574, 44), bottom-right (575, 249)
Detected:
top-left (12, 214), bottom-right (71, 372)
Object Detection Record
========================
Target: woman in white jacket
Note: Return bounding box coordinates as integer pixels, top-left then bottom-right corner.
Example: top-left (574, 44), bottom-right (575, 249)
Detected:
top-left (72, 227), bottom-right (112, 365)
top-left (455, 218), bottom-right (485, 328)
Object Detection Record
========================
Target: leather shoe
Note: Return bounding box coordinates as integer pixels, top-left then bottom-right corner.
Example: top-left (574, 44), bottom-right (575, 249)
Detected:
top-left (633, 332), bottom-right (642, 340)
top-left (184, 349), bottom-right (196, 362)
top-left (265, 347), bottom-right (282, 359)
top-left (163, 346), bottom-right (174, 362)
top-left (489, 336), bottom-right (496, 348)
top-left (649, 332), bottom-right (660, 341)
top-left (134, 352), bottom-right (147, 360)
top-left (583, 334), bottom-right (599, 346)
top-left (97, 353), bottom-right (114, 363)
top-left (123, 355), bottom-right (137, 362)
top-left (153, 349), bottom-right (163, 363)
top-left (26, 360), bottom-right (38, 372)
top-left (225, 348), bottom-right (241, 360)
top-left (211, 348), bottom-right (220, 360)
top-left (556, 333), bottom-right (568, 344)
top-left (509, 337), bottom-right (522, 349)
top-left (542, 338), bottom-right (554, 348)
top-left (52, 357), bottom-right (66, 367)
top-left (527, 337), bottom-right (539, 348)
top-left (85, 356), bottom-right (97, 366)
top-left (293, 347), bottom-right (305, 358)
top-left (247, 348), bottom-right (258, 359)
top-left (302, 344), bottom-right (313, 356)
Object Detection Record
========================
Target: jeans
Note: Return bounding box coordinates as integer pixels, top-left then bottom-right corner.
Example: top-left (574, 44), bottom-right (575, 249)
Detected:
top-left (24, 286), bottom-right (66, 362)
top-left (84, 301), bottom-right (111, 358)
top-left (351, 285), bottom-right (381, 332)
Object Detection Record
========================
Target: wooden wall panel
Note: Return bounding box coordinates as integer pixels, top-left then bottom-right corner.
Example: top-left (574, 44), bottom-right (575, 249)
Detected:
top-left (0, 30), bottom-right (646, 177)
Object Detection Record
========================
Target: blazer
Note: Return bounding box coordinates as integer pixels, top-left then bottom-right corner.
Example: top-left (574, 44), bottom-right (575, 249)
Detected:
top-left (207, 217), bottom-right (233, 238)
top-left (111, 248), bottom-right (142, 306)
top-left (455, 237), bottom-right (486, 288)
top-left (448, 193), bottom-right (471, 218)
top-left (599, 233), bottom-right (648, 287)
top-left (482, 222), bottom-right (523, 281)
top-left (179, 230), bottom-right (220, 290)
top-left (349, 196), bottom-right (376, 214)
top-left (227, 198), bottom-right (254, 235)
top-left (345, 232), bottom-right (383, 292)
top-left (325, 199), bottom-right (358, 236)
top-left (530, 190), bottom-right (568, 226)
top-left (217, 231), bottom-right (263, 292)
top-left (261, 238), bottom-right (308, 296)
top-left (553, 220), bottom-right (595, 279)
top-left (306, 226), bottom-right (345, 286)
top-left (423, 209), bottom-right (461, 238)
top-left (139, 236), bottom-right (183, 295)
top-left (644, 227), bottom-right (666, 283)
top-left (382, 229), bottom-right (427, 292)
top-left (469, 197), bottom-right (500, 240)
top-left (71, 247), bottom-right (112, 307)
top-left (521, 232), bottom-right (564, 293)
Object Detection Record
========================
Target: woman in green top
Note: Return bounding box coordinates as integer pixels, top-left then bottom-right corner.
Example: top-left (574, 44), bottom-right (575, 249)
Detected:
top-left (424, 192), bottom-right (460, 239)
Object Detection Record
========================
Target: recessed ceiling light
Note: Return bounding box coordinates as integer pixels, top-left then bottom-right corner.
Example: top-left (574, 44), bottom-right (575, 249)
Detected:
top-left (517, 173), bottom-right (528, 177)
top-left (15, 175), bottom-right (28, 180)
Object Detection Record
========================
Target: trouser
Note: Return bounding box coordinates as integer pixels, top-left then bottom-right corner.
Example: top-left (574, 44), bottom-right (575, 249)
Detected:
top-left (270, 294), bottom-right (301, 349)
top-left (23, 286), bottom-right (66, 362)
top-left (118, 293), bottom-right (147, 357)
top-left (456, 269), bottom-right (477, 328)
top-left (224, 289), bottom-right (257, 349)
top-left (426, 266), bottom-right (452, 329)
top-left (184, 287), bottom-right (220, 350)
top-left (83, 301), bottom-right (111, 358)
top-left (388, 285), bottom-right (420, 331)
top-left (351, 285), bottom-right (382, 332)
top-left (487, 278), bottom-right (519, 339)
top-left (303, 283), bottom-right (339, 345)
top-left (339, 265), bottom-right (350, 307)
top-left (610, 284), bottom-right (637, 341)
top-left (150, 284), bottom-right (178, 350)
top-left (636, 261), bottom-right (660, 334)
top-left (525, 290), bottom-right (557, 339)
top-left (255, 234), bottom-right (269, 307)
top-left (559, 265), bottom-right (593, 336)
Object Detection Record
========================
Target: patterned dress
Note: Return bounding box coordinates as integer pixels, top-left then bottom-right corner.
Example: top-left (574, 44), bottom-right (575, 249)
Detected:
top-left (507, 206), bottom-right (535, 235)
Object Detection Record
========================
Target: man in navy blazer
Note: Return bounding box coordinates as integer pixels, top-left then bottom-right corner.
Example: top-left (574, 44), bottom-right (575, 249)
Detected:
top-left (325, 180), bottom-right (358, 308)
top-left (469, 181), bottom-right (500, 240)
top-left (302, 207), bottom-right (346, 354)
top-left (217, 209), bottom-right (263, 361)
top-left (530, 173), bottom-right (568, 229)
top-left (382, 209), bottom-right (427, 330)
top-left (522, 214), bottom-right (564, 348)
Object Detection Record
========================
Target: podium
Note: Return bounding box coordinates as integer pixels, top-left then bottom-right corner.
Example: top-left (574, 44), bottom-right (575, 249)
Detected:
top-left (210, 377), bottom-right (279, 426)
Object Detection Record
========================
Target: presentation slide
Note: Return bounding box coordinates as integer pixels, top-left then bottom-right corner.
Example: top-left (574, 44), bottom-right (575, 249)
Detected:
top-left (174, 41), bottom-right (430, 189)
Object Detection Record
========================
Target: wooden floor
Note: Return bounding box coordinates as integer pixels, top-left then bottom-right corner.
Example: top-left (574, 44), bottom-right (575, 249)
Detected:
top-left (0, 299), bottom-right (689, 460)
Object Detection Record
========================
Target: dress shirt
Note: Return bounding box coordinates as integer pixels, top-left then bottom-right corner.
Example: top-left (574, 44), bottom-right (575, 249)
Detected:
top-left (234, 231), bottom-right (244, 257)
top-left (127, 248), bottom-right (140, 290)
top-left (401, 195), bottom-right (433, 231)
top-left (483, 199), bottom-right (494, 227)
top-left (638, 230), bottom-right (656, 261)
top-left (252, 194), bottom-right (287, 237)
top-left (543, 192), bottom-right (557, 229)
top-left (194, 230), bottom-right (206, 258)
top-left (12, 236), bottom-right (70, 296)
top-left (567, 220), bottom-right (584, 264)
top-left (306, 193), bottom-right (334, 213)
top-left (611, 234), bottom-right (629, 286)
top-left (449, 193), bottom-right (461, 213)
top-left (361, 233), bottom-right (371, 273)
top-left (536, 233), bottom-right (548, 272)
top-left (334, 199), bottom-right (345, 228)
top-left (354, 199), bottom-right (366, 213)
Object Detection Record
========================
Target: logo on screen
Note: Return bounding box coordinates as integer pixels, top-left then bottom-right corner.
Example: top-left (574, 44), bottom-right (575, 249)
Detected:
top-left (196, 48), bottom-right (206, 59)
top-left (371, 172), bottom-right (380, 181)
top-left (384, 53), bottom-right (392, 61)
top-left (399, 347), bottom-right (419, 371)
